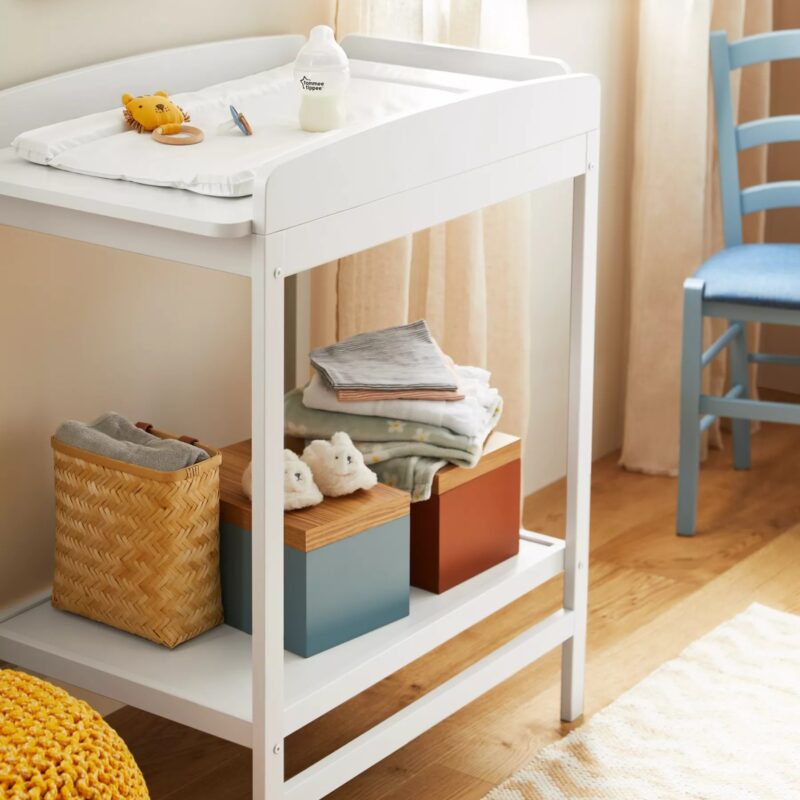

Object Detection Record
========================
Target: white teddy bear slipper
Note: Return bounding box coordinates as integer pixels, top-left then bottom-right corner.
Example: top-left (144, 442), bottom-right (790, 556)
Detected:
top-left (301, 431), bottom-right (378, 497)
top-left (242, 449), bottom-right (324, 511)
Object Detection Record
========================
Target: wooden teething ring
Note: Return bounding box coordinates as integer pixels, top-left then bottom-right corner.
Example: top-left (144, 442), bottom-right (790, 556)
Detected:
top-left (152, 124), bottom-right (204, 145)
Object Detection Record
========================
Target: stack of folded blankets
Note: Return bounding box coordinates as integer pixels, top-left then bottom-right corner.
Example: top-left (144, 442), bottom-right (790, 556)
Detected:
top-left (285, 320), bottom-right (503, 501)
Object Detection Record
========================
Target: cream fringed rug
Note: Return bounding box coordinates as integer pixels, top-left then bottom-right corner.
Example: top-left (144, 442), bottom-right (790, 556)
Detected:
top-left (485, 604), bottom-right (800, 800)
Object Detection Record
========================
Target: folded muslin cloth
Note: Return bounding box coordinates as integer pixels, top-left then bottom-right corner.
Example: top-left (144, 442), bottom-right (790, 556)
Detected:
top-left (309, 320), bottom-right (458, 392)
top-left (286, 389), bottom-right (499, 467)
top-left (289, 365), bottom-right (503, 500)
top-left (336, 387), bottom-right (465, 402)
top-left (303, 365), bottom-right (501, 438)
top-left (55, 412), bottom-right (208, 471)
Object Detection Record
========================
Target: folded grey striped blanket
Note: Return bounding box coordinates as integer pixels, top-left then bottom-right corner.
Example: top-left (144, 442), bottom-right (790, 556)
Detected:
top-left (309, 320), bottom-right (457, 392)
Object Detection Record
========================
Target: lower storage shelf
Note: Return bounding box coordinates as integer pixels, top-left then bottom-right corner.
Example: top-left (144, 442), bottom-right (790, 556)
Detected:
top-left (0, 531), bottom-right (564, 746)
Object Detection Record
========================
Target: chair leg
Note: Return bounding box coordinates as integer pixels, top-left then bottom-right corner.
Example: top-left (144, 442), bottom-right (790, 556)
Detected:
top-left (729, 319), bottom-right (751, 470)
top-left (677, 279), bottom-right (704, 536)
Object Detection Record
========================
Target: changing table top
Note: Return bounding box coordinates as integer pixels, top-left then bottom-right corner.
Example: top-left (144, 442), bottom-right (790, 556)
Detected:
top-left (0, 54), bottom-right (511, 237)
top-left (10, 61), bottom-right (514, 200)
top-left (0, 35), bottom-right (599, 251)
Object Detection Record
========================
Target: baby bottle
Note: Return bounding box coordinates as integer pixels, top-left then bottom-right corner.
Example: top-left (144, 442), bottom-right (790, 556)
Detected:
top-left (294, 26), bottom-right (350, 132)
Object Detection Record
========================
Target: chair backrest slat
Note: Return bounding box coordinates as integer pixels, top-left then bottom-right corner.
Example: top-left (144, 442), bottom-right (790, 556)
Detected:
top-left (737, 115), bottom-right (800, 150)
top-left (711, 29), bottom-right (800, 247)
top-left (729, 30), bottom-right (800, 69)
top-left (710, 32), bottom-right (743, 247)
top-left (741, 181), bottom-right (800, 215)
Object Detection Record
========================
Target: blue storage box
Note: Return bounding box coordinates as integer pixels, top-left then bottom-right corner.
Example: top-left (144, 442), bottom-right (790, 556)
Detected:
top-left (219, 440), bottom-right (411, 657)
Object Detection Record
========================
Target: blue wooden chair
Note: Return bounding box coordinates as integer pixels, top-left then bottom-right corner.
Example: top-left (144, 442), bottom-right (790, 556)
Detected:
top-left (677, 30), bottom-right (800, 536)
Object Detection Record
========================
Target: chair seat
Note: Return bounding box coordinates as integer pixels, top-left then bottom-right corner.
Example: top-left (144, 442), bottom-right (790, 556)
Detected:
top-left (694, 244), bottom-right (800, 309)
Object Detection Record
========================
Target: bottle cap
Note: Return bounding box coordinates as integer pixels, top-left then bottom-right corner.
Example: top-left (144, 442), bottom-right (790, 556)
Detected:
top-left (294, 25), bottom-right (349, 74)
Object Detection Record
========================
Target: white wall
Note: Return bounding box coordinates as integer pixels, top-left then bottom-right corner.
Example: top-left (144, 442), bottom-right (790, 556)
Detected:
top-left (0, 0), bottom-right (637, 608)
top-left (0, 1), bottom-right (335, 609)
top-left (0, 0), bottom-right (333, 89)
top-left (523, 0), bottom-right (636, 494)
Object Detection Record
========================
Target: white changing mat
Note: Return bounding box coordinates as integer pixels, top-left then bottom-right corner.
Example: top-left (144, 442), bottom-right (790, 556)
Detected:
top-left (12, 61), bottom-right (512, 198)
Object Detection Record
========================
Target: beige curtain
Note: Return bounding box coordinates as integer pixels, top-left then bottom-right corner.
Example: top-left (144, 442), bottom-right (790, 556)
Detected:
top-left (310, 0), bottom-right (531, 437)
top-left (621, 0), bottom-right (772, 475)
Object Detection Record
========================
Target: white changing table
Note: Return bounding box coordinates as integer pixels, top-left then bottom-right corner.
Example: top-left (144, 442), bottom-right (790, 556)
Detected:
top-left (0, 35), bottom-right (599, 800)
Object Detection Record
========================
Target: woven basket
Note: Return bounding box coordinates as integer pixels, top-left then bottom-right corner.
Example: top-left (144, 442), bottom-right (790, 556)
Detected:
top-left (51, 424), bottom-right (223, 648)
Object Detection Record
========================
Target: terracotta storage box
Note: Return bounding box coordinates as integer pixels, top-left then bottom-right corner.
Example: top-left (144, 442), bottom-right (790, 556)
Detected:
top-left (219, 440), bottom-right (411, 657)
top-left (411, 432), bottom-right (521, 593)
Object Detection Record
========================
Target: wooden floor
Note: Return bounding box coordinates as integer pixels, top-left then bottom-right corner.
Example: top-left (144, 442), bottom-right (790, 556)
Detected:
top-left (108, 422), bottom-right (800, 800)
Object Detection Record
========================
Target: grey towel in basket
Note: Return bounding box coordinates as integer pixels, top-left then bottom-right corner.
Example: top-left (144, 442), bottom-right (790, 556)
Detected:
top-left (55, 412), bottom-right (208, 471)
top-left (309, 320), bottom-right (457, 391)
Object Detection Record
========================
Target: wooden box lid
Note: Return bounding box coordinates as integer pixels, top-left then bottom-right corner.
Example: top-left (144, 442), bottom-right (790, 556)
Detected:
top-left (220, 440), bottom-right (410, 553)
top-left (431, 432), bottom-right (520, 496)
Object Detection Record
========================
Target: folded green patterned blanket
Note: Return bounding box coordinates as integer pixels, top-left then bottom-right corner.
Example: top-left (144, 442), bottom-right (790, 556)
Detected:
top-left (368, 456), bottom-right (448, 502)
top-left (284, 388), bottom-right (503, 500)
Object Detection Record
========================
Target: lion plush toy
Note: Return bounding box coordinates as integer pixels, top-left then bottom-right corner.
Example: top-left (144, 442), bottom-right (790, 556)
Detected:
top-left (122, 91), bottom-right (189, 133)
top-left (302, 432), bottom-right (377, 497)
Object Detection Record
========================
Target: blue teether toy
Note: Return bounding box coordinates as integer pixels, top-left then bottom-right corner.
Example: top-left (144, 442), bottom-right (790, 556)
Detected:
top-left (229, 105), bottom-right (253, 136)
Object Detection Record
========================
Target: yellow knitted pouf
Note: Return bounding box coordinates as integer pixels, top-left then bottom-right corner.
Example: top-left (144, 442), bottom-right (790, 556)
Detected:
top-left (0, 669), bottom-right (149, 799)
